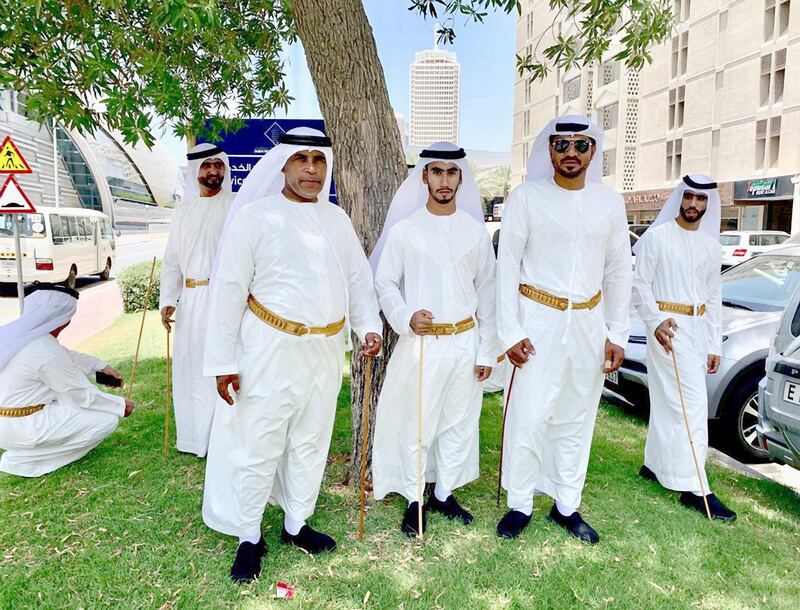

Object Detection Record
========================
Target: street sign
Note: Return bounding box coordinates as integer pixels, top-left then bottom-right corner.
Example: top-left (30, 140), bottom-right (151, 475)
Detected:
top-left (0, 136), bottom-right (33, 173)
top-left (197, 118), bottom-right (337, 203)
top-left (0, 175), bottom-right (36, 213)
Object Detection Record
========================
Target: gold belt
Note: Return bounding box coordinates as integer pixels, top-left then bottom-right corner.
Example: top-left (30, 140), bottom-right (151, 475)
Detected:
top-left (0, 404), bottom-right (45, 418)
top-left (184, 278), bottom-right (209, 288)
top-left (419, 316), bottom-right (475, 336)
top-left (657, 301), bottom-right (706, 316)
top-left (247, 294), bottom-right (345, 337)
top-left (519, 284), bottom-right (602, 311)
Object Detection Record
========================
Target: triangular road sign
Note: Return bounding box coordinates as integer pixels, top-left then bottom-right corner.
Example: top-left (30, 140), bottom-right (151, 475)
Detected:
top-left (0, 136), bottom-right (33, 174)
top-left (0, 175), bottom-right (36, 213)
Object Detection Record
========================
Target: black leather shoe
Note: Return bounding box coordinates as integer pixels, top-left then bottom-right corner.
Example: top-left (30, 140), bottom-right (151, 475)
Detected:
top-left (280, 525), bottom-right (337, 554)
top-left (679, 492), bottom-right (737, 522)
top-left (546, 505), bottom-right (600, 545)
top-left (401, 501), bottom-right (427, 537)
top-left (496, 510), bottom-right (531, 539)
top-left (426, 494), bottom-right (474, 525)
top-left (230, 537), bottom-right (267, 583)
top-left (639, 465), bottom-right (658, 482)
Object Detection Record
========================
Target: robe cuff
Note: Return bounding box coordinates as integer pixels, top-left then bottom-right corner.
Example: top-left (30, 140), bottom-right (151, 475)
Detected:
top-left (204, 364), bottom-right (239, 377)
top-left (501, 330), bottom-right (528, 354)
top-left (606, 330), bottom-right (629, 349)
top-left (475, 354), bottom-right (496, 368)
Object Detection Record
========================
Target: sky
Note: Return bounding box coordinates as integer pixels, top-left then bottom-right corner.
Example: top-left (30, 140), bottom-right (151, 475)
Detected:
top-left (159, 1), bottom-right (515, 166)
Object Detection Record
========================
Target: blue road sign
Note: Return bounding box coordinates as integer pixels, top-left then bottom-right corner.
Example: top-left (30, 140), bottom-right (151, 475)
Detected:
top-left (198, 118), bottom-right (336, 203)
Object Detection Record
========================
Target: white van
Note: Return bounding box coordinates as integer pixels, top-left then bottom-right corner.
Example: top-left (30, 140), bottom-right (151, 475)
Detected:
top-left (0, 207), bottom-right (116, 289)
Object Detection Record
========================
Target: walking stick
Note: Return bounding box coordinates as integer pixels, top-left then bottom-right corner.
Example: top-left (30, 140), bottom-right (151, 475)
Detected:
top-left (497, 365), bottom-right (517, 507)
top-left (417, 336), bottom-right (425, 539)
top-left (126, 257), bottom-right (157, 401)
top-left (358, 355), bottom-right (374, 540)
top-left (164, 327), bottom-right (171, 458)
top-left (671, 348), bottom-right (712, 520)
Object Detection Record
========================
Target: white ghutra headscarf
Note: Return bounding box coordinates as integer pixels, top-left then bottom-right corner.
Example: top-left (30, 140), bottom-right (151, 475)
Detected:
top-left (632, 174), bottom-right (721, 254)
top-left (184, 143), bottom-right (233, 202)
top-left (0, 284), bottom-right (79, 370)
top-left (525, 114), bottom-right (605, 184)
top-left (369, 141), bottom-right (484, 270)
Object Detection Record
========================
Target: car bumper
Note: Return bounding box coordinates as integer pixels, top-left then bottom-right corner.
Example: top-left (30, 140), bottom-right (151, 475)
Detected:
top-left (758, 368), bottom-right (800, 468)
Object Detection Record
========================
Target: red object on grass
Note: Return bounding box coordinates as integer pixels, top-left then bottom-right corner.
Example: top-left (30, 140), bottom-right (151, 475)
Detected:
top-left (276, 582), bottom-right (295, 599)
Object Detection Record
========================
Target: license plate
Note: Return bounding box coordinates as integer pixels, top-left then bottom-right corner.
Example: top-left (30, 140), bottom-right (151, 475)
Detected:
top-left (0, 259), bottom-right (15, 270)
top-left (606, 371), bottom-right (619, 385)
top-left (783, 380), bottom-right (800, 405)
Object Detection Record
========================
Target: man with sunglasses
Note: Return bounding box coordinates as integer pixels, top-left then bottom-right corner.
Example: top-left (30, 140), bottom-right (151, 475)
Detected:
top-left (632, 175), bottom-right (736, 521)
top-left (495, 115), bottom-right (632, 543)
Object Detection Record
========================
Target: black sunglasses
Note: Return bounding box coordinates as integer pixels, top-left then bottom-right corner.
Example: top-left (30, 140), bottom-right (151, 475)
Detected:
top-left (551, 139), bottom-right (593, 154)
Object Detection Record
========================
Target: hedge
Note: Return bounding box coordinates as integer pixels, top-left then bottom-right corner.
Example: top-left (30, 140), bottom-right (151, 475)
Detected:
top-left (118, 260), bottom-right (162, 313)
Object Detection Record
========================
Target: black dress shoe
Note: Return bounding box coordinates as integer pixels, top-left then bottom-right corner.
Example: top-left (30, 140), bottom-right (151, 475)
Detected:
top-left (426, 494), bottom-right (474, 525)
top-left (280, 525), bottom-right (337, 554)
top-left (679, 492), bottom-right (737, 522)
top-left (639, 465), bottom-right (658, 482)
top-left (546, 505), bottom-right (600, 545)
top-left (496, 510), bottom-right (531, 539)
top-left (230, 537), bottom-right (267, 583)
top-left (401, 501), bottom-right (427, 537)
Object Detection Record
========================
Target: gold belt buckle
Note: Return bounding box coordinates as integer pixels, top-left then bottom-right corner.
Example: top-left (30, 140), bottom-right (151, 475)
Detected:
top-left (297, 324), bottom-right (310, 336)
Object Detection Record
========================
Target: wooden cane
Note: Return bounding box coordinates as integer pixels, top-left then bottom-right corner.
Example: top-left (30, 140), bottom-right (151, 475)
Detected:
top-left (358, 355), bottom-right (373, 540)
top-left (671, 348), bottom-right (712, 520)
top-left (497, 365), bottom-right (517, 507)
top-left (164, 327), bottom-right (171, 458)
top-left (126, 257), bottom-right (157, 401)
top-left (417, 336), bottom-right (425, 539)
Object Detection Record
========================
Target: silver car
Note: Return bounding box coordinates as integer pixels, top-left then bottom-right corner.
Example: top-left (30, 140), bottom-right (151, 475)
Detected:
top-left (605, 244), bottom-right (800, 461)
top-left (757, 284), bottom-right (800, 468)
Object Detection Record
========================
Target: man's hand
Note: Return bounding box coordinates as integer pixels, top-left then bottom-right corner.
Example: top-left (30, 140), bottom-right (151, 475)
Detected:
top-left (216, 374), bottom-right (240, 406)
top-left (99, 365), bottom-right (124, 388)
top-left (360, 333), bottom-right (382, 358)
top-left (410, 309), bottom-right (434, 335)
top-left (506, 338), bottom-right (535, 368)
top-left (123, 398), bottom-right (135, 417)
top-left (603, 340), bottom-right (624, 373)
top-left (161, 306), bottom-right (176, 332)
top-left (654, 318), bottom-right (679, 354)
top-left (707, 354), bottom-right (720, 374)
top-left (475, 365), bottom-right (493, 382)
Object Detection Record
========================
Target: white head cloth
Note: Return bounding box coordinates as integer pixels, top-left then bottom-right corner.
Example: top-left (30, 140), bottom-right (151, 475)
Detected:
top-left (525, 114), bottom-right (605, 184)
top-left (0, 285), bottom-right (78, 370)
top-left (632, 174), bottom-right (721, 254)
top-left (369, 141), bottom-right (484, 270)
top-left (184, 142), bottom-right (233, 202)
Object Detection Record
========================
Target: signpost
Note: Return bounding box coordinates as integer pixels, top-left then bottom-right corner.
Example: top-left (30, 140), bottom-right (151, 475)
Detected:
top-left (0, 136), bottom-right (35, 314)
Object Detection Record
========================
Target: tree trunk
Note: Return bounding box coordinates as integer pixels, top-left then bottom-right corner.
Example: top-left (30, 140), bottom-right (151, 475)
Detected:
top-left (291, 0), bottom-right (407, 484)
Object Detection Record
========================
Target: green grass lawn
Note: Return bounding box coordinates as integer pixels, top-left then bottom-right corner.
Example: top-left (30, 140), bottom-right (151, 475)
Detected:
top-left (1, 314), bottom-right (799, 609)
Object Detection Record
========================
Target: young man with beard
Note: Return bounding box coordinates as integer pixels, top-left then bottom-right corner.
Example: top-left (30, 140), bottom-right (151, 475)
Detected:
top-left (370, 142), bottom-right (497, 537)
top-left (495, 115), bottom-right (632, 544)
top-left (632, 175), bottom-right (736, 521)
top-left (160, 143), bottom-right (234, 457)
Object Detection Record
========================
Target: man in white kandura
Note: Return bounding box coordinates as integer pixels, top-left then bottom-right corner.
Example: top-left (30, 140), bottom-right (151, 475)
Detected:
top-left (633, 174), bottom-right (736, 521)
top-left (0, 284), bottom-right (134, 477)
top-left (160, 143), bottom-right (234, 457)
top-left (496, 115), bottom-right (632, 544)
top-left (203, 128), bottom-right (383, 583)
top-left (370, 142), bottom-right (497, 537)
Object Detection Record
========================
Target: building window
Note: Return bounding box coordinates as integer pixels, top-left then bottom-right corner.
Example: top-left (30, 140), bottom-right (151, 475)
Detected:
top-left (522, 142), bottom-right (529, 170)
top-left (671, 32), bottom-right (689, 78)
top-left (761, 49), bottom-right (787, 106)
top-left (525, 79), bottom-right (531, 105)
top-left (715, 71), bottom-right (724, 90)
top-left (666, 138), bottom-right (682, 180)
top-left (719, 10), bottom-right (728, 33)
top-left (711, 129), bottom-right (720, 175)
top-left (601, 60), bottom-right (619, 86)
top-left (563, 76), bottom-right (581, 102)
top-left (756, 116), bottom-right (781, 169)
top-left (603, 149), bottom-right (616, 177)
top-left (524, 109), bottom-right (530, 136)
top-left (668, 86), bottom-right (685, 129)
top-left (674, 0), bottom-right (691, 20)
top-left (600, 103), bottom-right (619, 130)
top-left (765, 0), bottom-right (791, 40)
top-left (526, 12), bottom-right (534, 38)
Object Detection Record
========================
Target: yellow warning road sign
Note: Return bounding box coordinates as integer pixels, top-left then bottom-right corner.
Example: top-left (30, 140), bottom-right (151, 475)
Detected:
top-left (0, 136), bottom-right (32, 173)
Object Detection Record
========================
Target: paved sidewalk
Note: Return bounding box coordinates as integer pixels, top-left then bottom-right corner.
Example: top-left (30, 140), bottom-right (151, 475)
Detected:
top-left (59, 281), bottom-right (123, 348)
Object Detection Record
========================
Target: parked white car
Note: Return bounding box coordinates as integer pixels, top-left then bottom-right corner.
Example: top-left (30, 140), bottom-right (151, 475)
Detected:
top-left (719, 230), bottom-right (789, 269)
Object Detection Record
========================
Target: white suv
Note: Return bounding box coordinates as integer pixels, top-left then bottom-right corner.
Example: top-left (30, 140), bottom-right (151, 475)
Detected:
top-left (719, 231), bottom-right (790, 269)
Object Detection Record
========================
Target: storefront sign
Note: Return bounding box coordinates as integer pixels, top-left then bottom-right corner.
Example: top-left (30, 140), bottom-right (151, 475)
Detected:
top-left (747, 178), bottom-right (778, 197)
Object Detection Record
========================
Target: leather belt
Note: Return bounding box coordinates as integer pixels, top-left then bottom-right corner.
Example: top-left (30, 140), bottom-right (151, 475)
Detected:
top-left (247, 294), bottom-right (345, 337)
top-left (0, 404), bottom-right (45, 418)
top-left (519, 284), bottom-right (602, 311)
top-left (657, 300), bottom-right (706, 316)
top-left (419, 316), bottom-right (475, 336)
top-left (184, 278), bottom-right (209, 288)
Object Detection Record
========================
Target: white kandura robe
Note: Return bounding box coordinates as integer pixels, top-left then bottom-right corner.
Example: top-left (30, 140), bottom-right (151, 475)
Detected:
top-left (160, 190), bottom-right (234, 457)
top-left (496, 177), bottom-right (632, 511)
top-left (0, 335), bottom-right (125, 477)
top-left (202, 194), bottom-right (382, 538)
top-left (372, 208), bottom-right (497, 502)
top-left (632, 220), bottom-right (722, 494)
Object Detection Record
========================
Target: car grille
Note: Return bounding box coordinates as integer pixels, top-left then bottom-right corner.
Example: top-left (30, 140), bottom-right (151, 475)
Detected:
top-left (628, 335), bottom-right (647, 344)
top-left (622, 359), bottom-right (647, 373)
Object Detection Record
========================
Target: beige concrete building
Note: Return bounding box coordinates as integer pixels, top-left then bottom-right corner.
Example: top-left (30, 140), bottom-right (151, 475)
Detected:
top-left (409, 45), bottom-right (460, 147)
top-left (512, 0), bottom-right (800, 232)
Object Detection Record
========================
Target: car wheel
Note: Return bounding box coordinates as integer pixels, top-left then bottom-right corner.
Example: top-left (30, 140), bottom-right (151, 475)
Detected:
top-left (721, 374), bottom-right (770, 463)
top-left (98, 258), bottom-right (111, 281)
top-left (63, 265), bottom-right (78, 290)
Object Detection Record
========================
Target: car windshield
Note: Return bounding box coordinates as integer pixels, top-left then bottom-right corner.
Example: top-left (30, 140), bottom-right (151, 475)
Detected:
top-left (721, 255), bottom-right (800, 312)
top-left (719, 235), bottom-right (740, 246)
top-left (0, 213), bottom-right (46, 238)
